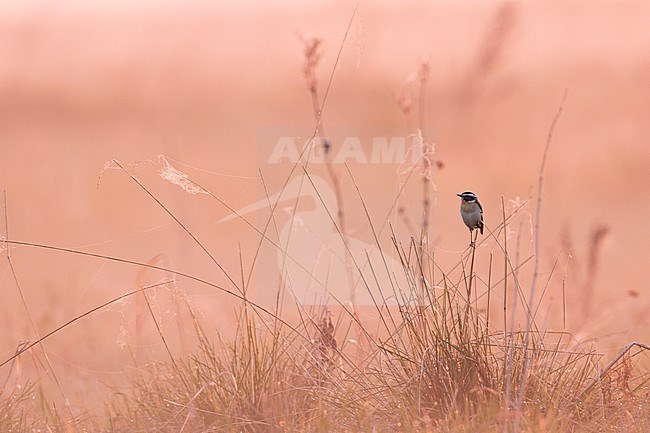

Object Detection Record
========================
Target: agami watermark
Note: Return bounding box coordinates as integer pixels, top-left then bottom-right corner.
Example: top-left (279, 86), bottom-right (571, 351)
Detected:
top-left (266, 135), bottom-right (424, 165)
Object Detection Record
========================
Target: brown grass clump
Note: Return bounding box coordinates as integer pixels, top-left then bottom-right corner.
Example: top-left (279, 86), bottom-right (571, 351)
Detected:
top-left (97, 238), bottom-right (650, 432)
top-left (2, 178), bottom-right (650, 432)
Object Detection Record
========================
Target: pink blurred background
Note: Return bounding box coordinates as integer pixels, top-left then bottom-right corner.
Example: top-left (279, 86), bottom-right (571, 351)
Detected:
top-left (1, 0), bottom-right (649, 408)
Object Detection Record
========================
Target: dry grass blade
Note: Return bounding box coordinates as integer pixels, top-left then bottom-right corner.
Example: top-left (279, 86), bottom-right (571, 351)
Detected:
top-left (514, 89), bottom-right (569, 431)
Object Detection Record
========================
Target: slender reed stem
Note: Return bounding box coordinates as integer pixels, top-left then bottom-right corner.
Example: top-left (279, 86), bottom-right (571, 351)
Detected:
top-left (514, 89), bottom-right (568, 431)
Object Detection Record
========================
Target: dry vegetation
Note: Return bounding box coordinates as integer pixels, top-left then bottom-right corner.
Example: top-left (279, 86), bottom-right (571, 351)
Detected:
top-left (1, 2), bottom-right (650, 432)
top-left (2, 93), bottom-right (650, 432)
top-left (3, 209), bottom-right (650, 432)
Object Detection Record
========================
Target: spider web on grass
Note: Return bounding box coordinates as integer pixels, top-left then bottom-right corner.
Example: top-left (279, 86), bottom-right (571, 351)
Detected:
top-left (157, 155), bottom-right (208, 195)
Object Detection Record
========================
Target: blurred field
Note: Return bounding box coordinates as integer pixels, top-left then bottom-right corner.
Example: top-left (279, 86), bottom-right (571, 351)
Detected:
top-left (0, 0), bottom-right (649, 429)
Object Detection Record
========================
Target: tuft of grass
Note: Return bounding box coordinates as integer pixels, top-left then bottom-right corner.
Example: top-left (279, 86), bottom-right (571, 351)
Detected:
top-left (0, 382), bottom-right (38, 432)
top-left (97, 237), bottom-right (650, 432)
top-left (4, 168), bottom-right (650, 432)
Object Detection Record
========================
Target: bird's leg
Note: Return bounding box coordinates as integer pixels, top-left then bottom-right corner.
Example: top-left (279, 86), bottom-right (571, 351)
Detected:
top-left (469, 229), bottom-right (475, 248)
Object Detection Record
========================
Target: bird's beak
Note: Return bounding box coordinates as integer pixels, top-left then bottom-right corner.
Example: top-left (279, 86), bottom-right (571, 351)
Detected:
top-left (456, 193), bottom-right (462, 197)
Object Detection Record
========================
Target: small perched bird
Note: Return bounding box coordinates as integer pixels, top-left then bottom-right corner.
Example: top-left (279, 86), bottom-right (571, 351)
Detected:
top-left (457, 191), bottom-right (484, 247)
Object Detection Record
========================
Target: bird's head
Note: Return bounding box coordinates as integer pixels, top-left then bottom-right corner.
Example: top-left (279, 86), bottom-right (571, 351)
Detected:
top-left (457, 191), bottom-right (478, 203)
